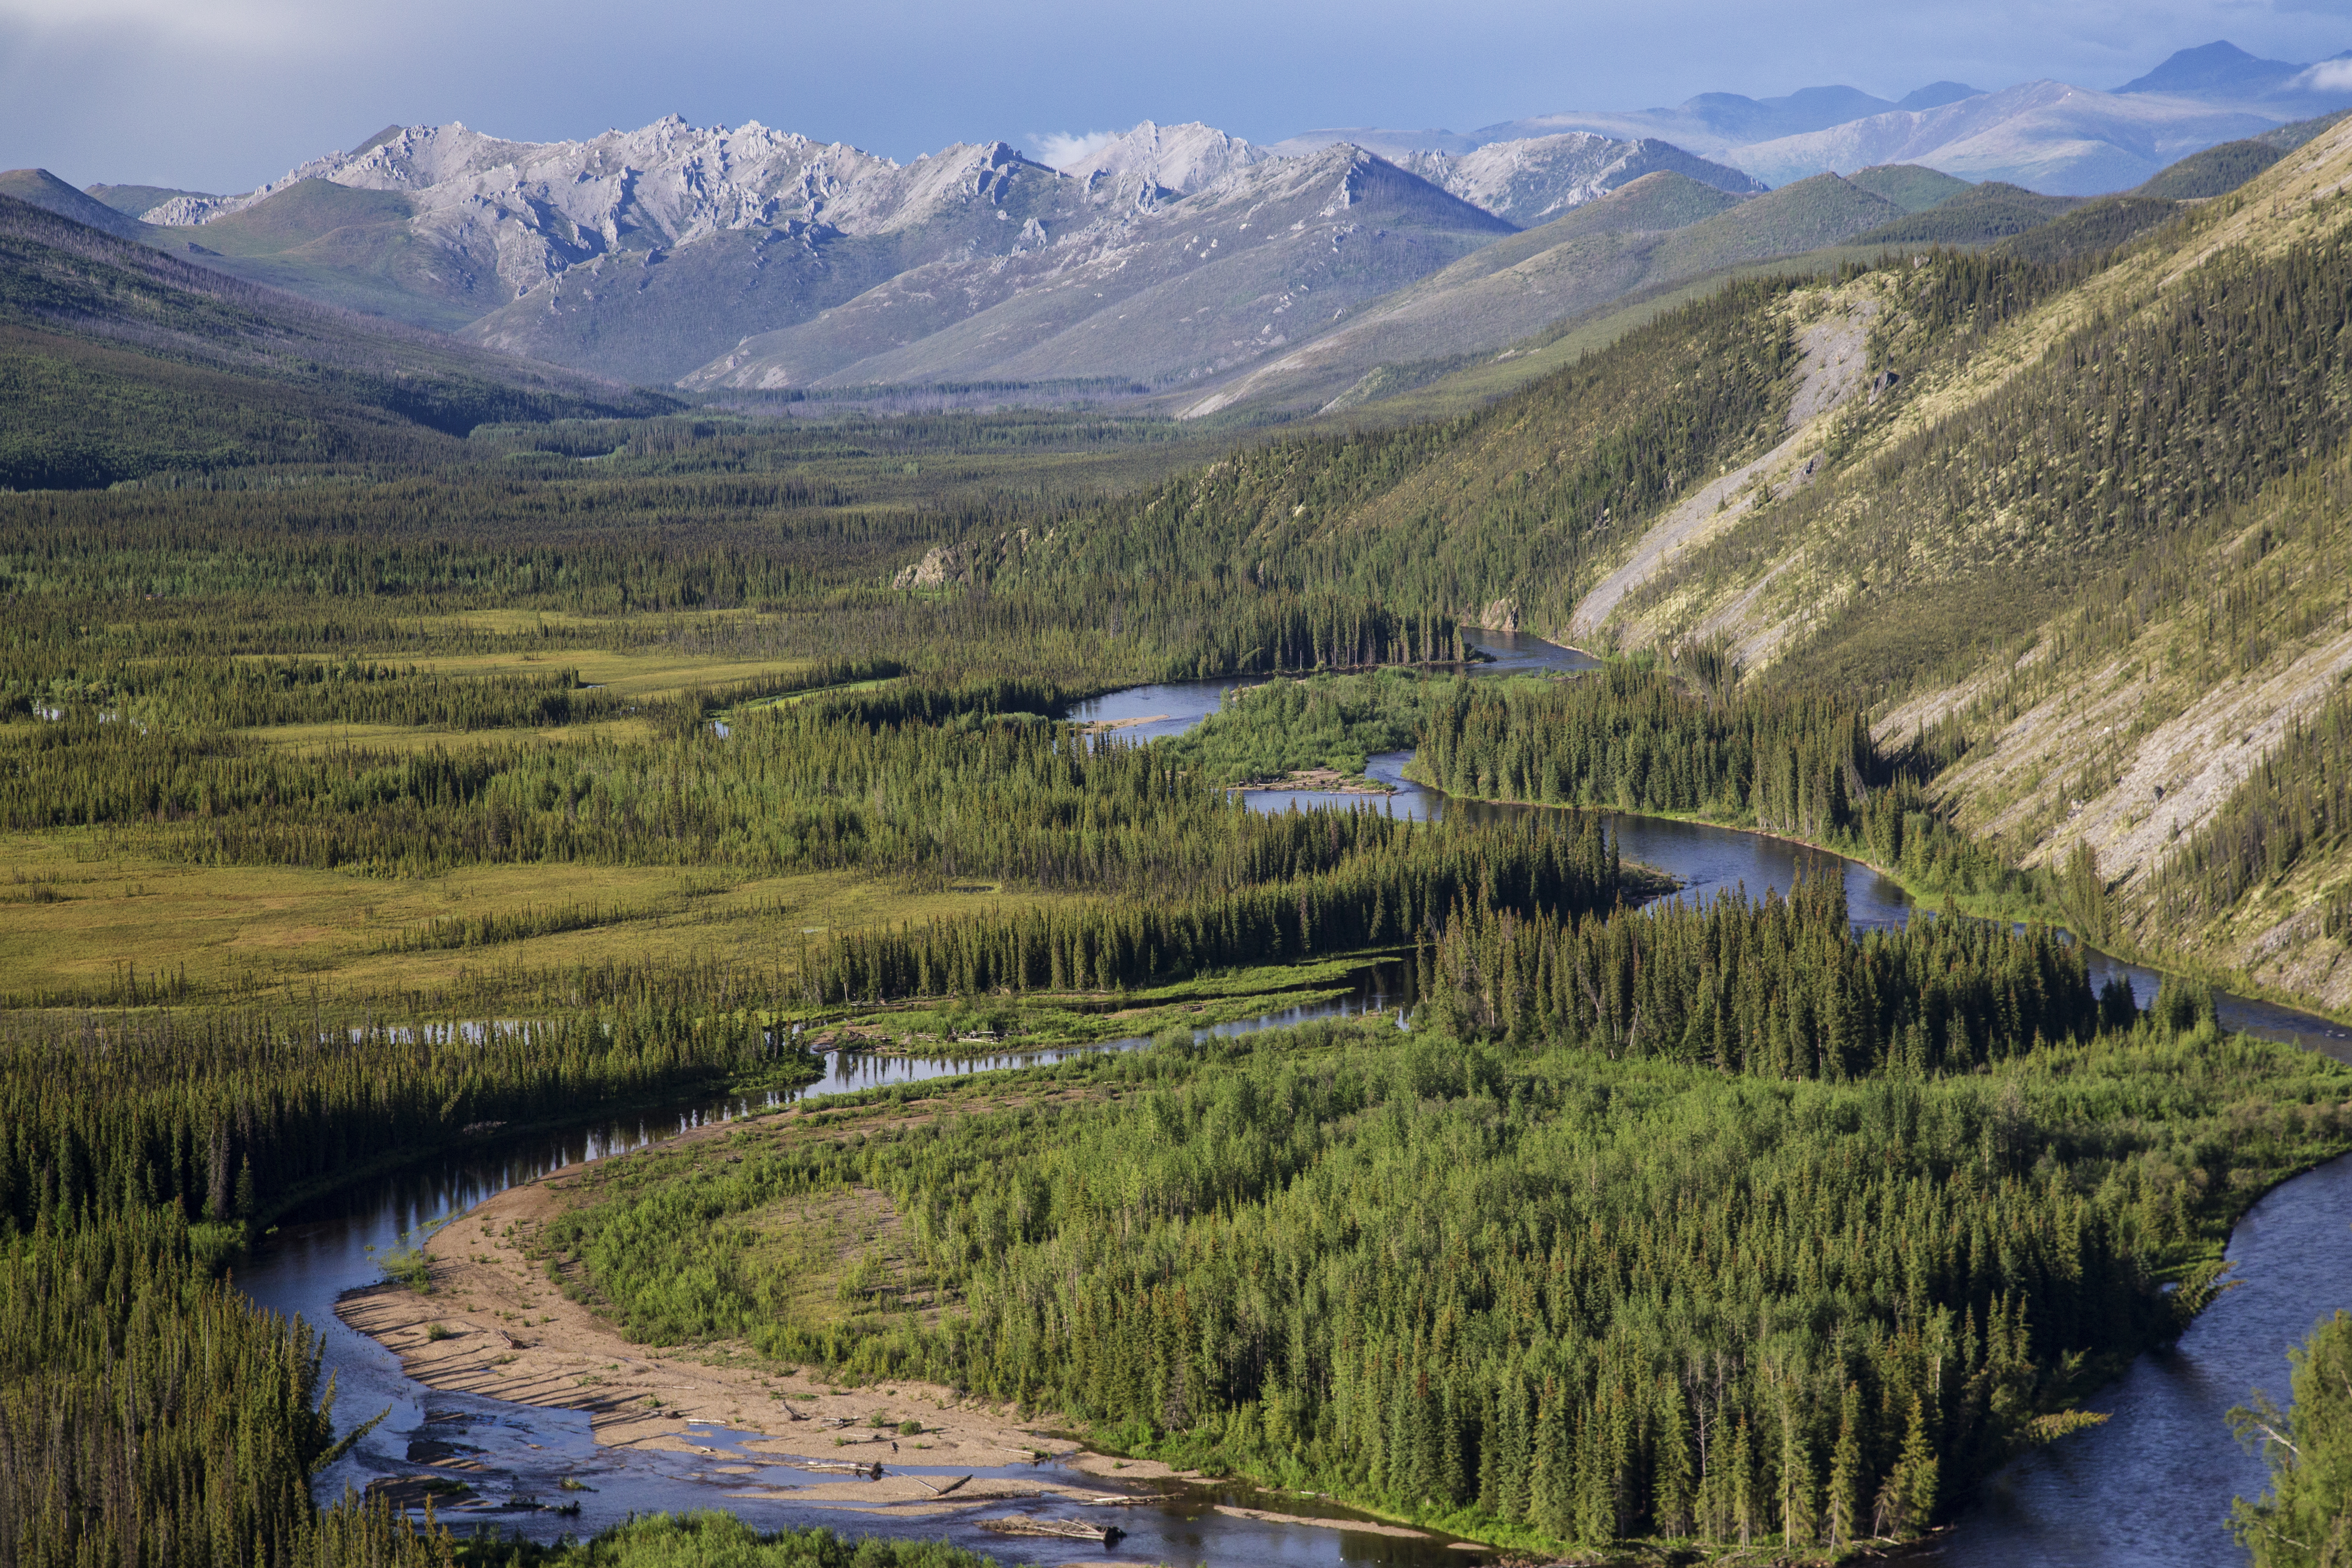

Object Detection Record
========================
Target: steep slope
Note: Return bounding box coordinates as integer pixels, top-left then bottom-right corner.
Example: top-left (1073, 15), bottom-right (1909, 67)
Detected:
top-left (0, 195), bottom-right (670, 488)
top-left (677, 147), bottom-right (1515, 393)
top-left (1179, 172), bottom-right (1898, 417)
top-left (144, 116), bottom-right (1615, 389)
top-left (131, 119), bottom-right (1124, 380)
top-left (980, 117), bottom-right (2352, 1009)
top-left (1269, 129), bottom-right (1762, 222)
top-left (1552, 120), bottom-right (2352, 1007)
top-left (466, 142), bottom-right (1107, 385)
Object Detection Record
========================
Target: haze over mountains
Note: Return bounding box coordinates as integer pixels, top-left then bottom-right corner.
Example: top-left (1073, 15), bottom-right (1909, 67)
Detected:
top-left (9, 38), bottom-right (2349, 412)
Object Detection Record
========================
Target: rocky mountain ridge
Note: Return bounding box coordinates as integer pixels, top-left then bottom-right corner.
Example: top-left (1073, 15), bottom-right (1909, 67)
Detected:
top-left (675, 143), bottom-right (1516, 393)
top-left (97, 113), bottom-right (1755, 388)
top-left (51, 39), bottom-right (2350, 393)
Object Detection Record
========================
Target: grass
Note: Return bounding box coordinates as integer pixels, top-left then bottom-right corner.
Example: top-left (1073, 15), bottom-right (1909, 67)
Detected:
top-left (0, 834), bottom-right (1074, 1007)
top-left (240, 644), bottom-right (822, 701)
top-left (4, 821), bottom-right (1390, 1031)
top-left (780, 950), bottom-right (1397, 1054)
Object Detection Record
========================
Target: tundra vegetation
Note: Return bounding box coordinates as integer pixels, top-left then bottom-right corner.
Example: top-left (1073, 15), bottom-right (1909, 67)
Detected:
top-left (5, 121), bottom-right (2352, 1568)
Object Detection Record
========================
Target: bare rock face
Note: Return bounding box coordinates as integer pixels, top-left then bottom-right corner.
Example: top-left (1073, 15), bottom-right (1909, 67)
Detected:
top-left (125, 115), bottom-right (1688, 390)
top-left (138, 118), bottom-right (1022, 302)
top-left (676, 143), bottom-right (1514, 396)
top-left (1055, 121), bottom-right (1272, 212)
top-left (890, 530), bottom-right (1040, 589)
top-left (891, 545), bottom-right (963, 590)
top-left (1391, 133), bottom-right (1766, 225)
top-left (1476, 598), bottom-right (1522, 632)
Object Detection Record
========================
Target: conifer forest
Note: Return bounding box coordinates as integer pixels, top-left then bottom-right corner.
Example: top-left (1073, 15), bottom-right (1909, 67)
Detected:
top-left (9, 108), bottom-right (2352, 1568)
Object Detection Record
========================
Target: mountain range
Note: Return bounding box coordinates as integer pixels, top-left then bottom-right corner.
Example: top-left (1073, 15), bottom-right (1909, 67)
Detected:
top-left (5, 39), bottom-right (2346, 413)
top-left (1324, 41), bottom-right (2352, 195)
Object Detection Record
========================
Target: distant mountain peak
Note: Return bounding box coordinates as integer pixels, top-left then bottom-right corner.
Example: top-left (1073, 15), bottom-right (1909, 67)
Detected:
top-left (1897, 82), bottom-right (1982, 112)
top-left (1381, 132), bottom-right (1763, 223)
top-left (1057, 121), bottom-right (1269, 209)
top-left (0, 168), bottom-right (154, 242)
top-left (2118, 39), bottom-right (2303, 95)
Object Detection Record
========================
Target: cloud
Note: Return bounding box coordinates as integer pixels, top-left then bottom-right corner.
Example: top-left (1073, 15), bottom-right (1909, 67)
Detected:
top-left (2294, 58), bottom-right (2352, 89)
top-left (1027, 129), bottom-right (1119, 170)
top-left (0, 0), bottom-right (335, 46)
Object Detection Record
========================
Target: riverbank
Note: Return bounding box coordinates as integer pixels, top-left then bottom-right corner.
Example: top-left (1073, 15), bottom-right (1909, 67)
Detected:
top-left (335, 1091), bottom-right (1204, 1507)
top-left (327, 1001), bottom-right (2352, 1566)
top-left (1417, 764), bottom-right (2352, 1036)
top-left (1241, 767), bottom-right (1395, 795)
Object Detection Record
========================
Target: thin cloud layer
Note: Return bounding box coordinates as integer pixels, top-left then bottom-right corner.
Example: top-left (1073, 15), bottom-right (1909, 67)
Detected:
top-left (1028, 131), bottom-right (1118, 169)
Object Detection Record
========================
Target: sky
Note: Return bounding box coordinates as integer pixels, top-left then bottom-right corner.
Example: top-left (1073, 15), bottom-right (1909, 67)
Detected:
top-left (4, 0), bottom-right (2351, 193)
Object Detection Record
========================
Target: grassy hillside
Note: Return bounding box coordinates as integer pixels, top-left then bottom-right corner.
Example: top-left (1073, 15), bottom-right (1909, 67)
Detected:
top-left (1846, 163), bottom-right (1975, 213)
top-left (2137, 139), bottom-right (2284, 199)
top-left (1852, 181), bottom-right (2082, 245)
top-left (0, 194), bottom-right (676, 487)
top-left (0, 168), bottom-right (156, 242)
top-left (157, 179), bottom-right (490, 332)
top-left (4, 170), bottom-right (489, 330)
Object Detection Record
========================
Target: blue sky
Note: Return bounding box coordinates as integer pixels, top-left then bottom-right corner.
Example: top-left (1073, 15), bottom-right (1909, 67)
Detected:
top-left (4, 0), bottom-right (2351, 192)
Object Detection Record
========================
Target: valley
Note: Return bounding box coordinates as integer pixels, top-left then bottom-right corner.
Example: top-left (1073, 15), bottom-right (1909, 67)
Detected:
top-left (10, 31), bottom-right (2352, 1568)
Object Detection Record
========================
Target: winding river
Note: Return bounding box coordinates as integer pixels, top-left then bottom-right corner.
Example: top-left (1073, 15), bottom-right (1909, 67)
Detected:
top-left (247, 630), bottom-right (2352, 1564)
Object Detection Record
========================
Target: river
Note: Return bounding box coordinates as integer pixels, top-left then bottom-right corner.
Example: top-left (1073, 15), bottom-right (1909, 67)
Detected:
top-left (250, 630), bottom-right (2352, 1563)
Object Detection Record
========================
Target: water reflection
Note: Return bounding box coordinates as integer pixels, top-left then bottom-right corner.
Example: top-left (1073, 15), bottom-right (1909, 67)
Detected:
top-left (1940, 1153), bottom-right (2352, 1568)
top-left (1061, 627), bottom-right (1593, 748)
top-left (252, 964), bottom-right (1432, 1559)
top-left (1064, 678), bottom-right (1262, 744)
top-left (1462, 627), bottom-right (1603, 674)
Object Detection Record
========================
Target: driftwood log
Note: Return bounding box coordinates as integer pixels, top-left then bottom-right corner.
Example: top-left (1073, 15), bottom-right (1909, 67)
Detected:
top-left (979, 1515), bottom-right (1125, 1546)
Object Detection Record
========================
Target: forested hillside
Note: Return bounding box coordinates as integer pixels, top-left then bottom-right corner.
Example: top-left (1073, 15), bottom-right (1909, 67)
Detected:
top-left (940, 119), bottom-right (2352, 1017)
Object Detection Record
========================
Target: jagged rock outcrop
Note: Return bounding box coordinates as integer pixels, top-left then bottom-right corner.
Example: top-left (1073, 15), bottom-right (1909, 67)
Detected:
top-left (678, 144), bottom-right (1513, 394)
top-left (890, 530), bottom-right (1041, 589)
top-left (1055, 121), bottom-right (1271, 211)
